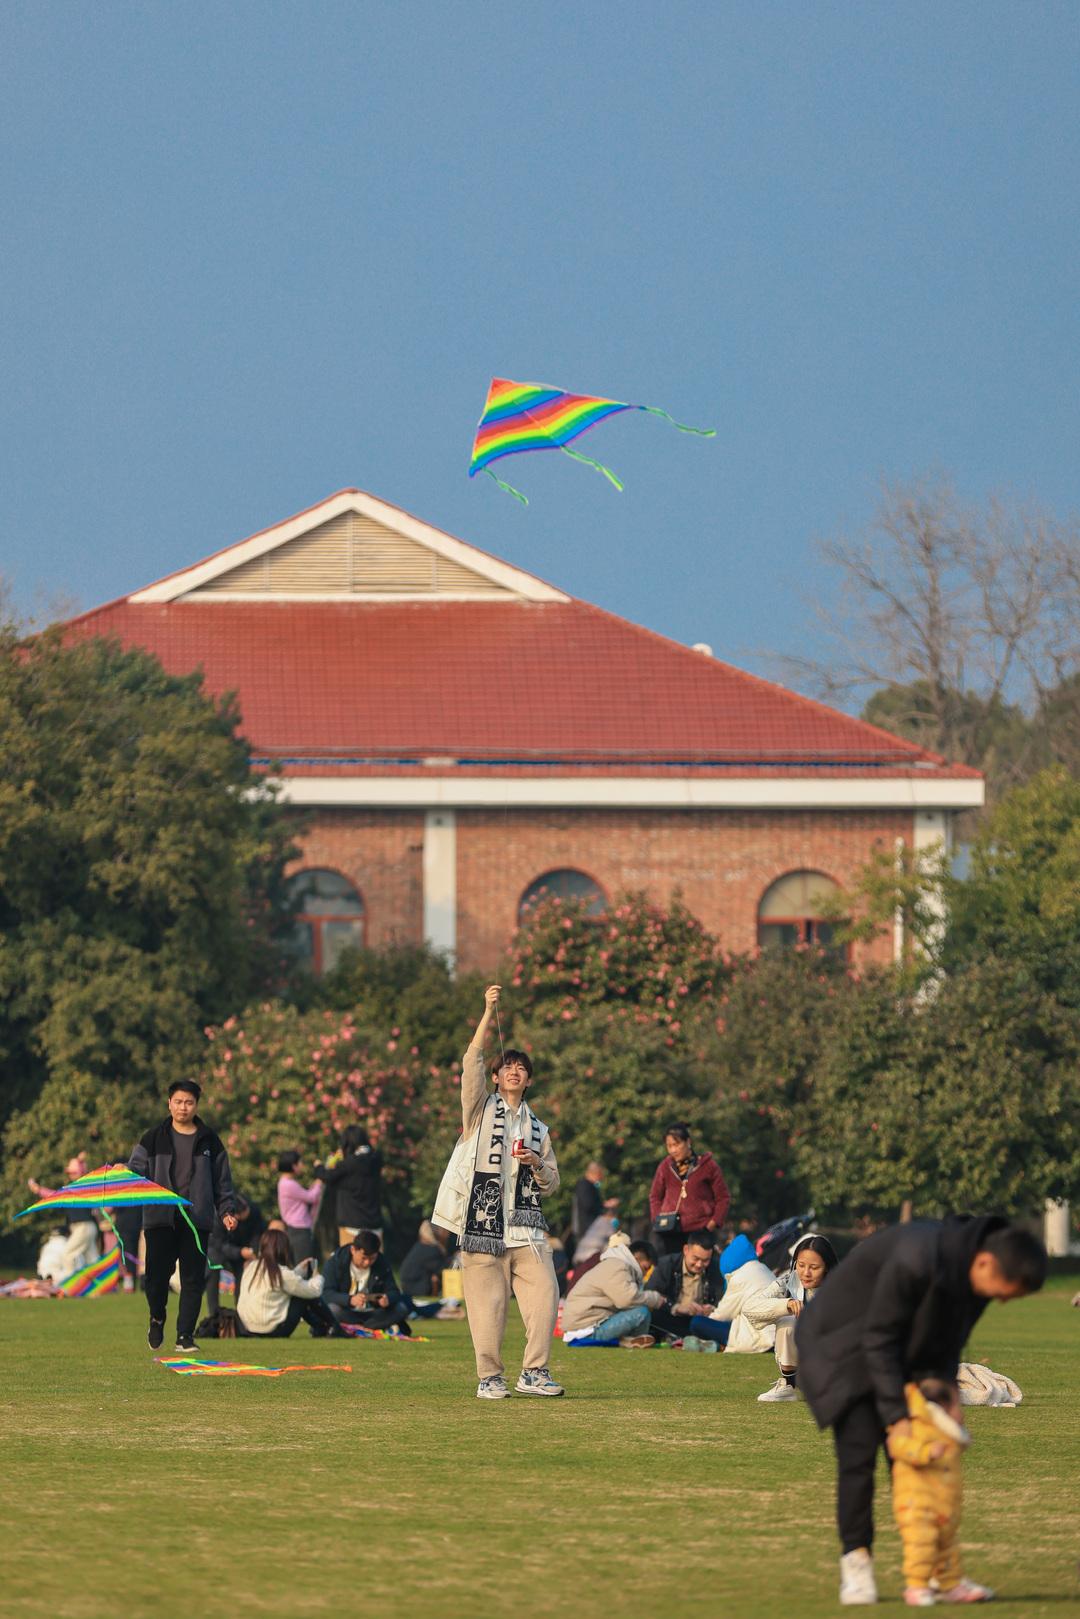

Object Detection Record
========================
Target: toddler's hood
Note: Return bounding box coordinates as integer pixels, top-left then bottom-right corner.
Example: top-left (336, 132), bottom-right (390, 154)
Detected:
top-left (906, 1382), bottom-right (971, 1448)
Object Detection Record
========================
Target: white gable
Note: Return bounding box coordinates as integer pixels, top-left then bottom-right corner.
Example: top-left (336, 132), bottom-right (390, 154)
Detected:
top-left (129, 489), bottom-right (568, 604)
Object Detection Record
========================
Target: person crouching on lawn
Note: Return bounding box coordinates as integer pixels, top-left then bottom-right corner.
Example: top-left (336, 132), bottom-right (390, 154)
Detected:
top-left (561, 1232), bottom-right (666, 1348)
top-left (433, 984), bottom-right (563, 1399)
top-left (321, 1230), bottom-right (411, 1333)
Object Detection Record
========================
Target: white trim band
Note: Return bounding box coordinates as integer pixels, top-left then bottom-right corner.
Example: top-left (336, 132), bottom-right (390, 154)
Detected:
top-left (271, 775), bottom-right (985, 810)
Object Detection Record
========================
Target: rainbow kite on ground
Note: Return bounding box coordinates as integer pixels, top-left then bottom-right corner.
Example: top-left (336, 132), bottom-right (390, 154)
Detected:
top-left (155, 1357), bottom-right (353, 1378)
top-left (59, 1245), bottom-right (124, 1297)
top-left (340, 1324), bottom-right (430, 1342)
top-left (468, 377), bottom-right (714, 504)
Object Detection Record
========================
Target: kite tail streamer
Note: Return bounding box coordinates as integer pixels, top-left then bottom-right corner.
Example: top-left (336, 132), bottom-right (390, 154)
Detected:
top-left (483, 469), bottom-right (529, 506)
top-left (180, 1205), bottom-right (224, 1270)
top-left (638, 406), bottom-right (716, 437)
top-left (560, 447), bottom-right (625, 491)
top-left (101, 1208), bottom-right (128, 1271)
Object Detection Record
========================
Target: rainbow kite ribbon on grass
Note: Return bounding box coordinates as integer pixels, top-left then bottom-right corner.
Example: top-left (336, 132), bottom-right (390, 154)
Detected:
top-left (59, 1245), bottom-right (124, 1297)
top-left (468, 377), bottom-right (714, 504)
top-left (155, 1358), bottom-right (354, 1378)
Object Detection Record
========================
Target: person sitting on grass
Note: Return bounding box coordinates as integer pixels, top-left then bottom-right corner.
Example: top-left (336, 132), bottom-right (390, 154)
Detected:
top-left (758, 1233), bottom-right (839, 1403)
top-left (236, 1228), bottom-right (339, 1339)
top-left (645, 1231), bottom-right (728, 1345)
top-left (320, 1230), bottom-right (411, 1334)
top-left (630, 1240), bottom-right (658, 1285)
top-left (561, 1233), bottom-right (666, 1349)
top-left (399, 1219), bottom-right (449, 1303)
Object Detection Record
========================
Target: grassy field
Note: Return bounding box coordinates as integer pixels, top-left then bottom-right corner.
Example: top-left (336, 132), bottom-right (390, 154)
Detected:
top-left (3, 1278), bottom-right (1079, 1619)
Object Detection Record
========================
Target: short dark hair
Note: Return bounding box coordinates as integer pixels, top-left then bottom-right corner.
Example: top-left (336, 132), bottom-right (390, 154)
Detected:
top-left (664, 1123), bottom-right (692, 1143)
top-left (683, 1230), bottom-right (714, 1252)
top-left (350, 1230), bottom-right (381, 1255)
top-left (980, 1225), bottom-right (1048, 1291)
top-left (630, 1240), bottom-right (657, 1266)
top-left (168, 1079), bottom-right (201, 1101)
top-left (495, 1048), bottom-right (533, 1079)
top-left (918, 1377), bottom-right (955, 1408)
top-left (277, 1150), bottom-right (301, 1174)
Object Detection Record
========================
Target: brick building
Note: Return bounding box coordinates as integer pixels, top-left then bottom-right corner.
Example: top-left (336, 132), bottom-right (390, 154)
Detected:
top-left (65, 488), bottom-right (983, 972)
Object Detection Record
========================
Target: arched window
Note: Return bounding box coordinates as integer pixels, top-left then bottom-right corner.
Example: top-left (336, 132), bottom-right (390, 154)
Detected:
top-left (757, 870), bottom-right (844, 953)
top-left (287, 868), bottom-right (365, 974)
top-left (518, 868), bottom-right (607, 922)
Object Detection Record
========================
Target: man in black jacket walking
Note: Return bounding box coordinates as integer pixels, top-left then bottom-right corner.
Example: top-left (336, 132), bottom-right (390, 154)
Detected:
top-left (129, 1079), bottom-right (237, 1352)
top-left (796, 1215), bottom-right (1046, 1606)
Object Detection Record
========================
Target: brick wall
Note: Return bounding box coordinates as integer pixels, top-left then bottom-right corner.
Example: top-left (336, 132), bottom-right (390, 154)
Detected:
top-left (286, 809), bottom-right (426, 950)
top-left (289, 805), bottom-right (913, 972)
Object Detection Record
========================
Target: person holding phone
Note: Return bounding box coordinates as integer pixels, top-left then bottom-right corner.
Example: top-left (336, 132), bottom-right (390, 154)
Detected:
top-left (320, 1231), bottom-right (411, 1333)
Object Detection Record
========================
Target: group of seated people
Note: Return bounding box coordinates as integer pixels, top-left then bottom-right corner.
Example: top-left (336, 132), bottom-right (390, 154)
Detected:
top-left (235, 1227), bottom-right (412, 1338)
top-left (561, 1225), bottom-right (838, 1396)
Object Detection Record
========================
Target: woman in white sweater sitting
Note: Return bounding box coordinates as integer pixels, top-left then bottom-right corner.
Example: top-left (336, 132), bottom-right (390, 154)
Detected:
top-left (757, 1233), bottom-right (838, 1402)
top-left (237, 1229), bottom-right (340, 1338)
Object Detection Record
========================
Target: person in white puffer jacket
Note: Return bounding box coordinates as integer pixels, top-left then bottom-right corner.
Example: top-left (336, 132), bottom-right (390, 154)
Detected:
top-left (758, 1233), bottom-right (839, 1402)
top-left (705, 1233), bottom-right (795, 1352)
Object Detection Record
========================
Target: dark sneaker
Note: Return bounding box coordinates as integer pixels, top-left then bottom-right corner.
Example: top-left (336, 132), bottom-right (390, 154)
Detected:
top-left (147, 1318), bottom-right (165, 1350)
top-left (175, 1334), bottom-right (198, 1353)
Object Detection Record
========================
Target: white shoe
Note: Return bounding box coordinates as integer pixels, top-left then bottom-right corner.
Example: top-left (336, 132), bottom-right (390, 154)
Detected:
top-left (515, 1366), bottom-right (565, 1397)
top-left (938, 1579), bottom-right (995, 1603)
top-left (840, 1548), bottom-right (878, 1605)
top-left (476, 1375), bottom-right (510, 1399)
top-left (757, 1376), bottom-right (799, 1402)
top-left (904, 1591), bottom-right (936, 1608)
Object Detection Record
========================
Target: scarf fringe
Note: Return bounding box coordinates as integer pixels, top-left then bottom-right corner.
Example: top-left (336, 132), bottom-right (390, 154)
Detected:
top-left (507, 1209), bottom-right (548, 1230)
top-left (461, 1234), bottom-right (506, 1256)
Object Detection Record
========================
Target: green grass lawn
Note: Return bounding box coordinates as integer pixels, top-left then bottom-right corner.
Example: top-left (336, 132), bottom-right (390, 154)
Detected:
top-left (2, 1279), bottom-right (1079, 1619)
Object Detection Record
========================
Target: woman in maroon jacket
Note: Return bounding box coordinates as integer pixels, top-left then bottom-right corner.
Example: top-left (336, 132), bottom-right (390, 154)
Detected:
top-left (648, 1124), bottom-right (730, 1256)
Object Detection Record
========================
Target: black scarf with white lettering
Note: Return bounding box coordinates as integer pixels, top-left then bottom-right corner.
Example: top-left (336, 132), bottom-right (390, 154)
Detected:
top-left (461, 1094), bottom-right (547, 1256)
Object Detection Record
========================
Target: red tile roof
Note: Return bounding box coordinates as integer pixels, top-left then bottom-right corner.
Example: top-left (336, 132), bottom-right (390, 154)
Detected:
top-left (62, 594), bottom-right (978, 779)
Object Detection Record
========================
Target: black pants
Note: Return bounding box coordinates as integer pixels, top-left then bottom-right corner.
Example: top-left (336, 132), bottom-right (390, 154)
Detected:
top-left (326, 1299), bottom-right (411, 1332)
top-left (241, 1294), bottom-right (339, 1338)
top-left (145, 1220), bottom-right (207, 1340)
top-left (832, 1396), bottom-right (888, 1555)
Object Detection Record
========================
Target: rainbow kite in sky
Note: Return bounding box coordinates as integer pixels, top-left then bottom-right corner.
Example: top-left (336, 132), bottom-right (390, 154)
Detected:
top-left (15, 1164), bottom-right (191, 1218)
top-left (59, 1245), bottom-right (124, 1297)
top-left (468, 377), bottom-right (714, 504)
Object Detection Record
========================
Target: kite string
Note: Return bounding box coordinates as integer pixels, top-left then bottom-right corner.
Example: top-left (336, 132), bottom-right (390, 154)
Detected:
top-left (494, 999), bottom-right (506, 1068)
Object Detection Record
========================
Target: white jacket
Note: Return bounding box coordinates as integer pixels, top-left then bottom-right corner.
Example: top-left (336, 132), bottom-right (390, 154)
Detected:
top-left (237, 1260), bottom-right (324, 1335)
top-left (432, 1045), bottom-right (558, 1241)
top-left (708, 1257), bottom-right (794, 1353)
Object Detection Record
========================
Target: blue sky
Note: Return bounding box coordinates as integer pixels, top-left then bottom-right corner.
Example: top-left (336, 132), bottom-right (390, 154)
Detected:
top-left (2, 3), bottom-right (1078, 694)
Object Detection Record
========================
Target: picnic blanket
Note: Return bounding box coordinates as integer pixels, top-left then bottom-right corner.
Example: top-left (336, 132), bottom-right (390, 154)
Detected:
top-left (339, 1324), bottom-right (430, 1342)
top-left (0, 1277), bottom-right (62, 1298)
top-left (956, 1361), bottom-right (1023, 1407)
top-left (155, 1357), bottom-right (353, 1377)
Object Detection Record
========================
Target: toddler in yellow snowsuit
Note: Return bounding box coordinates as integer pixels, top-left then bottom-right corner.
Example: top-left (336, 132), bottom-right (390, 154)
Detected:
top-left (887, 1379), bottom-right (993, 1606)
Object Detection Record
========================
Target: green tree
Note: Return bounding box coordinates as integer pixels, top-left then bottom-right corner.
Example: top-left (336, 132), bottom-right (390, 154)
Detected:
top-left (946, 768), bottom-right (1080, 1005)
top-left (0, 629), bottom-right (295, 1210)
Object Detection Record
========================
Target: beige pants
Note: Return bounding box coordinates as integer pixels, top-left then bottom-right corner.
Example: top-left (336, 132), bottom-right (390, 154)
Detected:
top-left (460, 1245), bottom-right (559, 1379)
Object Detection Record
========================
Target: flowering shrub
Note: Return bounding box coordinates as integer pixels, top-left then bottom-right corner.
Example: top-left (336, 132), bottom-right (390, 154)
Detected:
top-left (197, 1001), bottom-right (456, 1232)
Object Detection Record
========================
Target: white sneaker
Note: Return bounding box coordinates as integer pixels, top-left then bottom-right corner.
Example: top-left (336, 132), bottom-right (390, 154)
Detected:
top-left (757, 1376), bottom-right (799, 1402)
top-left (476, 1375), bottom-right (510, 1399)
top-left (938, 1579), bottom-right (995, 1603)
top-left (840, 1548), bottom-right (878, 1605)
top-left (515, 1366), bottom-right (565, 1397)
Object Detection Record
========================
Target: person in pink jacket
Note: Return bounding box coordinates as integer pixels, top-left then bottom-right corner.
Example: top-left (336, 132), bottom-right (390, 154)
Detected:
top-left (648, 1124), bottom-right (730, 1256)
top-left (276, 1150), bottom-right (323, 1265)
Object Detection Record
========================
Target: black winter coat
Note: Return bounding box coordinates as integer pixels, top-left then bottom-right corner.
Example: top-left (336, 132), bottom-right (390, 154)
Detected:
top-left (796, 1214), bottom-right (1007, 1430)
top-left (129, 1117), bottom-right (236, 1233)
top-left (208, 1200), bottom-right (267, 1273)
top-left (321, 1245), bottom-right (402, 1310)
top-left (315, 1147), bottom-right (383, 1230)
top-left (646, 1249), bottom-right (725, 1311)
